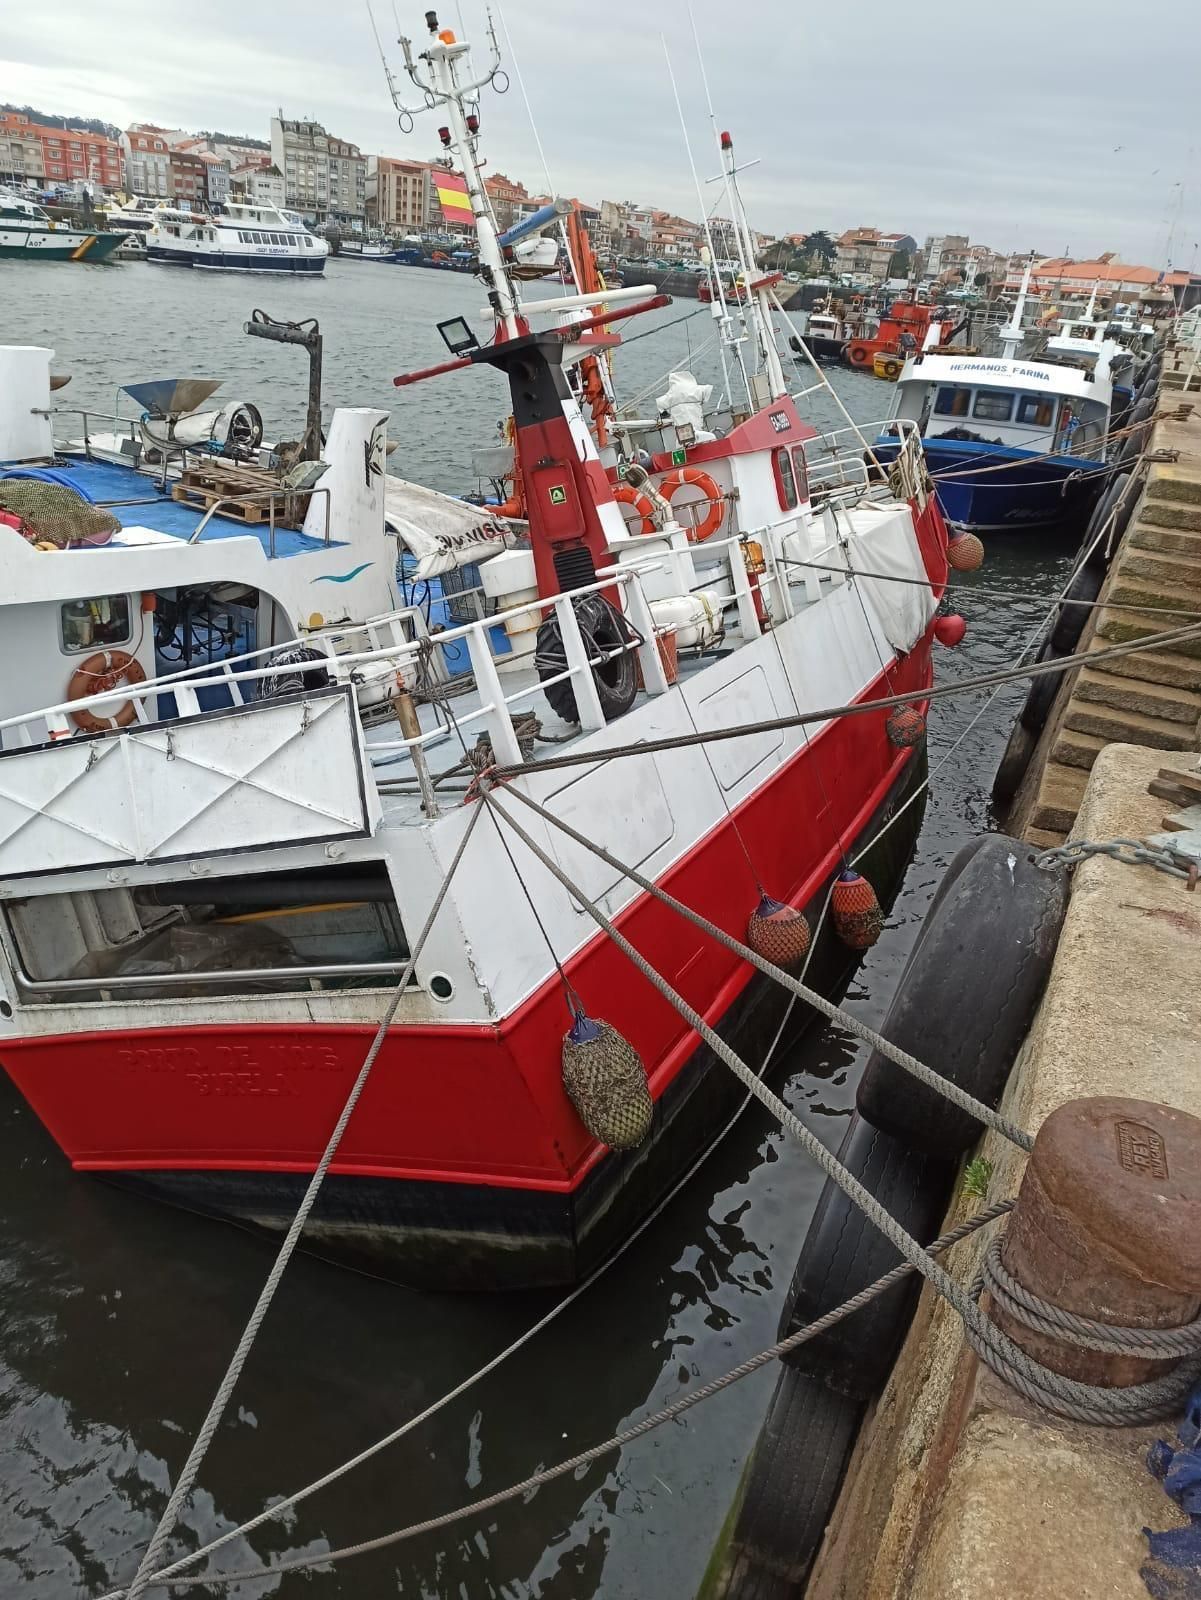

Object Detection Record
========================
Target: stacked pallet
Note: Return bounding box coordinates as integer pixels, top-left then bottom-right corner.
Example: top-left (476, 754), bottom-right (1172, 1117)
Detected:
top-left (171, 460), bottom-right (305, 528)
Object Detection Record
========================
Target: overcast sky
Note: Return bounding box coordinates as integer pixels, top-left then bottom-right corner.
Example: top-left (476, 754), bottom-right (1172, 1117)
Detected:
top-left (4, 0), bottom-right (1198, 265)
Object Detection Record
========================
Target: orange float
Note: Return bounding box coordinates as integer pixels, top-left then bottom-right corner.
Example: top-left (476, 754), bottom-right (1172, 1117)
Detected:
top-left (614, 484), bottom-right (656, 535)
top-left (659, 466), bottom-right (725, 542)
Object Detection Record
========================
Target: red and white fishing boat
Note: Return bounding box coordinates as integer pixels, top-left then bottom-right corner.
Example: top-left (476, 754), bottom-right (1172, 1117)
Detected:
top-left (0, 14), bottom-right (952, 1289)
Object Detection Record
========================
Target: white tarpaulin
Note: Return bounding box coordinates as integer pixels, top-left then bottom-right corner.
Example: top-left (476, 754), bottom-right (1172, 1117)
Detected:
top-left (384, 475), bottom-right (522, 580)
top-left (851, 507), bottom-right (937, 654)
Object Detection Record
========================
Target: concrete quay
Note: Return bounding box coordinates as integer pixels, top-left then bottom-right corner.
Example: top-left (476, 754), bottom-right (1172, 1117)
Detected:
top-left (806, 743), bottom-right (1201, 1600)
top-left (1013, 390), bottom-right (1201, 846)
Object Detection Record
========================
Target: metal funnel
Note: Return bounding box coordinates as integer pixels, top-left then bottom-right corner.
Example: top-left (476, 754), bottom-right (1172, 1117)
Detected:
top-left (121, 378), bottom-right (223, 418)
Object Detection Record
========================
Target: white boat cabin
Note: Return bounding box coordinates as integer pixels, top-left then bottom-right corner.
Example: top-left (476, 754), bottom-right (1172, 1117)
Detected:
top-left (889, 352), bottom-right (1114, 459)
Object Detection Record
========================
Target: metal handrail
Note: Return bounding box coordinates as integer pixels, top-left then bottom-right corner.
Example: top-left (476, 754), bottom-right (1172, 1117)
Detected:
top-left (187, 486), bottom-right (332, 553)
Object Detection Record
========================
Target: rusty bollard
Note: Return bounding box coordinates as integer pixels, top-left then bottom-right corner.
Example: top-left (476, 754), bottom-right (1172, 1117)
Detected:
top-left (995, 1096), bottom-right (1201, 1389)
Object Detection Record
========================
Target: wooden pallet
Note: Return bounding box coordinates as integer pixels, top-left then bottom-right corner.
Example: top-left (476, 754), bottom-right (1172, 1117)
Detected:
top-left (171, 460), bottom-right (304, 528)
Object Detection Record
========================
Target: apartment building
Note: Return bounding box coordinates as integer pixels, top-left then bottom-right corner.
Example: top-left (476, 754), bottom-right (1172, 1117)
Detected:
top-left (168, 148), bottom-right (207, 206)
top-left (367, 156), bottom-right (432, 233)
top-left (0, 112), bottom-right (121, 190)
top-left (121, 125), bottom-right (172, 198)
top-left (271, 116), bottom-right (365, 224)
top-left (0, 118), bottom-right (45, 186)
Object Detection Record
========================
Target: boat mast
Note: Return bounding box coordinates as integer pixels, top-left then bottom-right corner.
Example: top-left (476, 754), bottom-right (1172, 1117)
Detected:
top-left (999, 258), bottom-right (1034, 361)
top-left (395, 10), bottom-right (524, 339)
top-left (717, 131), bottom-right (787, 400)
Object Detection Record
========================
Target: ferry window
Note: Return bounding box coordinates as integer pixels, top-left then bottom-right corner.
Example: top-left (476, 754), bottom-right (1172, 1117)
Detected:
top-left (773, 447), bottom-right (798, 511)
top-left (972, 390), bottom-right (1014, 422)
top-left (61, 595), bottom-right (132, 654)
top-left (933, 387), bottom-right (970, 418)
top-left (1017, 394), bottom-right (1055, 428)
top-left (303, 236), bottom-right (312, 248)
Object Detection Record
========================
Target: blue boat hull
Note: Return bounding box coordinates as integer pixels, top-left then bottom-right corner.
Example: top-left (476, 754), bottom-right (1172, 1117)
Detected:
top-left (146, 246), bottom-right (325, 275)
top-left (876, 437), bottom-right (1108, 535)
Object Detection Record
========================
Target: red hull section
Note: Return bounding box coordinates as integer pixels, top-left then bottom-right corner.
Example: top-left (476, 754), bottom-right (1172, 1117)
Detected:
top-left (0, 641), bottom-right (936, 1199)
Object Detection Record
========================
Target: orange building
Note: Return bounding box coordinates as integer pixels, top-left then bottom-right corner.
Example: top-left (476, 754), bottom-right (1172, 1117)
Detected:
top-left (0, 112), bottom-right (122, 189)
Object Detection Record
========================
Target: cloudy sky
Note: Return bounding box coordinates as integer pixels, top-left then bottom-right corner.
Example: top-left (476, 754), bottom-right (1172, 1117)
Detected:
top-left (4, 0), bottom-right (1198, 265)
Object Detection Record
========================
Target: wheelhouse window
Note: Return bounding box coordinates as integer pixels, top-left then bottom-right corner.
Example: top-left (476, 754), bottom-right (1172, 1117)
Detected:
top-left (972, 390), bottom-right (1014, 422)
top-left (773, 447), bottom-right (798, 510)
top-left (933, 387), bottom-right (970, 418)
top-left (790, 446), bottom-right (809, 505)
top-left (1016, 394), bottom-right (1056, 428)
top-left (61, 595), bottom-right (132, 653)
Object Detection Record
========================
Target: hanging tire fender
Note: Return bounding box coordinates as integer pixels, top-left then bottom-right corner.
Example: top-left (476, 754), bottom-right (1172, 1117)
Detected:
top-left (855, 834), bottom-right (1070, 1155)
top-left (1082, 470), bottom-right (1135, 568)
top-left (1049, 562), bottom-right (1104, 655)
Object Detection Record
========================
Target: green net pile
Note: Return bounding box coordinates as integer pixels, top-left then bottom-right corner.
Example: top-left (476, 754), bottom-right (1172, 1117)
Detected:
top-left (0, 481), bottom-right (121, 548)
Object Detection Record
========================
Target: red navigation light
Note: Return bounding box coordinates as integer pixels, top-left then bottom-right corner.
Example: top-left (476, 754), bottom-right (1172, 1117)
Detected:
top-left (720, 130), bottom-right (733, 149)
top-left (438, 126), bottom-right (451, 147)
top-left (466, 113), bottom-right (480, 133)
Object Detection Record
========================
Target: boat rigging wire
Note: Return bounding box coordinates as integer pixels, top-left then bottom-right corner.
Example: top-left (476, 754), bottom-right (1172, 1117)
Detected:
top-left (117, 803), bottom-right (485, 1600)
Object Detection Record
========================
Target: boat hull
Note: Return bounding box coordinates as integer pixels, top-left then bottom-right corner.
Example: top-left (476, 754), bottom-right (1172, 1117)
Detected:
top-left (145, 245), bottom-right (326, 275)
top-left (879, 438), bottom-right (1107, 534)
top-left (0, 633), bottom-right (933, 1289)
top-left (0, 231), bottom-right (124, 263)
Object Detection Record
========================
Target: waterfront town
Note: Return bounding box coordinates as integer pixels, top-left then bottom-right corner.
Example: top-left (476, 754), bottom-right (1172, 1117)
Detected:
top-left (2, 101), bottom-right (1194, 299)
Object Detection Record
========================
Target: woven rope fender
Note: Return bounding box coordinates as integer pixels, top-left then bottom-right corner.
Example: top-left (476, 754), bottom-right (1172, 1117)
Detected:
top-left (832, 869), bottom-right (884, 950)
top-left (946, 530), bottom-right (985, 572)
top-left (561, 1012), bottom-right (653, 1150)
top-left (746, 893), bottom-right (812, 967)
top-left (886, 705), bottom-right (927, 749)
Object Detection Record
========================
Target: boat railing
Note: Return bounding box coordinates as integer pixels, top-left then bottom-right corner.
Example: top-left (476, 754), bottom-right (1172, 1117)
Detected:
top-left (0, 565), bottom-right (672, 775)
top-left (802, 417), bottom-right (927, 500)
top-left (48, 407), bottom-right (144, 462)
top-left (188, 486), bottom-right (332, 553)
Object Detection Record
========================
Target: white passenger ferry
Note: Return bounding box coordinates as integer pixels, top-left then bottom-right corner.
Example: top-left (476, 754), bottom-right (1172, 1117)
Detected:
top-left (146, 201), bottom-right (329, 275)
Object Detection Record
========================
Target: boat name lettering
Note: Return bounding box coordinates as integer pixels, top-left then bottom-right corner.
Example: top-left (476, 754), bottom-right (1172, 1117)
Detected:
top-left (118, 1041), bottom-right (342, 1077)
top-left (769, 411), bottom-right (792, 433)
top-left (186, 1069), bottom-right (295, 1097)
top-left (946, 362), bottom-right (1051, 383)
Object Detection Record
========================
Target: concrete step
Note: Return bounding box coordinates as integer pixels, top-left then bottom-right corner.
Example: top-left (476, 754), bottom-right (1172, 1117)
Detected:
top-left (1029, 763), bottom-right (1089, 835)
top-left (1073, 664), bottom-right (1201, 725)
top-left (1051, 727), bottom-right (1109, 772)
top-left (1062, 699), bottom-right (1198, 751)
top-left (1117, 549), bottom-right (1201, 595)
top-left (1106, 572), bottom-right (1201, 616)
top-left (1146, 466), bottom-right (1201, 509)
top-left (1087, 632), bottom-right (1201, 691)
top-left (1132, 507), bottom-right (1201, 548)
top-left (1095, 611), bottom-right (1201, 660)
top-left (1025, 825), bottom-right (1068, 848)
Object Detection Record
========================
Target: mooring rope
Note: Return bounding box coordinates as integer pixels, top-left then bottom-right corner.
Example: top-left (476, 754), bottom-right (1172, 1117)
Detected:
top-left (118, 802), bottom-right (485, 1600)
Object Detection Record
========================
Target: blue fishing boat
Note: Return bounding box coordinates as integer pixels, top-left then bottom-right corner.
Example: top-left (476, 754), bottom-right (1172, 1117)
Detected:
top-left (876, 265), bottom-right (1122, 535)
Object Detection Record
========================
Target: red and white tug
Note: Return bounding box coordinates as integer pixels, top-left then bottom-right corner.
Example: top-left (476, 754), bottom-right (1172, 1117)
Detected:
top-left (0, 14), bottom-right (951, 1288)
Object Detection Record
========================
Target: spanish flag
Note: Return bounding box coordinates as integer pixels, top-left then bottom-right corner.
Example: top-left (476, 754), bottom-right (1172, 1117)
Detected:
top-left (435, 170), bottom-right (473, 221)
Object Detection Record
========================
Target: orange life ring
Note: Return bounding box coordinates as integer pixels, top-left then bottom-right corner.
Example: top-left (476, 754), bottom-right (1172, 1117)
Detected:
top-left (68, 649), bottom-right (146, 733)
top-left (659, 466), bottom-right (725, 543)
top-left (614, 483), bottom-right (657, 535)
top-left (847, 343), bottom-right (871, 366)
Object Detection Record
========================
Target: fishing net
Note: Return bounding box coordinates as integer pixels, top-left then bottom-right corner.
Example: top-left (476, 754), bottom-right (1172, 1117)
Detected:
top-left (0, 481), bottom-right (121, 548)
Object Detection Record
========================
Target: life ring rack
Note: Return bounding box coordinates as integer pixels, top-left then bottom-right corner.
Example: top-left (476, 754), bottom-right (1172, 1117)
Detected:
top-left (659, 466), bottom-right (726, 543)
top-left (68, 649), bottom-right (147, 733)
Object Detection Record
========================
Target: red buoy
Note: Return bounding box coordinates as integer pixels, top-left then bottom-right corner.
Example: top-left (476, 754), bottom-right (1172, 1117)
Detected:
top-left (747, 893), bottom-right (812, 967)
top-left (934, 613), bottom-right (967, 647)
top-left (886, 705), bottom-right (927, 748)
top-left (947, 531), bottom-right (985, 572)
top-left (832, 869), bottom-right (884, 949)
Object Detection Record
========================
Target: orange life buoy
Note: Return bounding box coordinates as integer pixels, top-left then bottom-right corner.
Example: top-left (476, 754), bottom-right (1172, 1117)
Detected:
top-left (614, 483), bottom-right (657, 535)
top-left (659, 466), bottom-right (725, 543)
top-left (847, 343), bottom-right (871, 366)
top-left (68, 649), bottom-right (146, 733)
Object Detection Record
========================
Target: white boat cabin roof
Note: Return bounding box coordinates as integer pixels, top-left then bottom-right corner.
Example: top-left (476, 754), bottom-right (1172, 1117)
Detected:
top-left (898, 351), bottom-right (1113, 405)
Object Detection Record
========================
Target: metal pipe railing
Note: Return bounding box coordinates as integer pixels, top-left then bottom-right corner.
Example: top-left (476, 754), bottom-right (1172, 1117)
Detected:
top-left (187, 486), bottom-right (332, 552)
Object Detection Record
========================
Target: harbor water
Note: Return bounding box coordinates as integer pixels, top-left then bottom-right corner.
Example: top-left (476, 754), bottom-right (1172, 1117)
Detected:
top-left (0, 256), bottom-right (1077, 1599)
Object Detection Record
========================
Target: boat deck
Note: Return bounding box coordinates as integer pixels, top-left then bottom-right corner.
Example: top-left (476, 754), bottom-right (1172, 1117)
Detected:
top-left (0, 452), bottom-right (340, 556)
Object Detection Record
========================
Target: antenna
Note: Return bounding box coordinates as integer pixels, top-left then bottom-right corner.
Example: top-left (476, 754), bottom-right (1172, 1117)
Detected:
top-left (659, 34), bottom-right (743, 409)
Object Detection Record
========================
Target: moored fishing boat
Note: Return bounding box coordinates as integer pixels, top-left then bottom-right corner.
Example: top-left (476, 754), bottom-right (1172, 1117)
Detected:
top-left (876, 264), bottom-right (1121, 535)
top-left (0, 13), bottom-right (952, 1290)
top-left (0, 190), bottom-right (124, 263)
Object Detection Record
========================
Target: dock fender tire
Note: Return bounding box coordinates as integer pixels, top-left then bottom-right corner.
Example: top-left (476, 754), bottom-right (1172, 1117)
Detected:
top-left (1049, 562), bottom-right (1104, 655)
top-left (536, 594), bottom-right (638, 725)
top-left (716, 1366), bottom-right (863, 1597)
top-left (775, 1114), bottom-right (955, 1392)
top-left (855, 834), bottom-right (1070, 1155)
top-left (1083, 471), bottom-right (1134, 565)
top-left (1019, 637), bottom-right (1065, 734)
top-left (255, 644), bottom-right (332, 700)
top-left (990, 717), bottom-right (1037, 808)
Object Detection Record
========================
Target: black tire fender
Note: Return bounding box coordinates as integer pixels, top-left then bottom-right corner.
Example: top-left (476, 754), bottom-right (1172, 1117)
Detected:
top-left (855, 834), bottom-right (1070, 1154)
top-left (1019, 637), bottom-right (1065, 734)
top-left (775, 1114), bottom-right (955, 1391)
top-left (1049, 562), bottom-right (1104, 655)
top-left (990, 717), bottom-right (1037, 809)
top-left (715, 1366), bottom-right (863, 1598)
top-left (1082, 471), bottom-right (1135, 566)
top-left (535, 594), bottom-right (638, 725)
